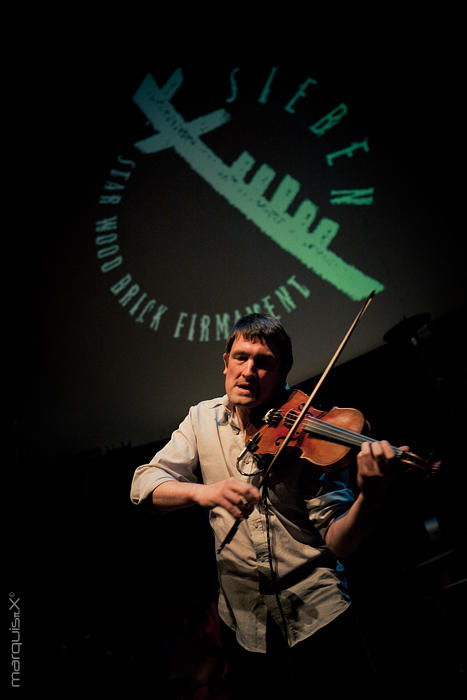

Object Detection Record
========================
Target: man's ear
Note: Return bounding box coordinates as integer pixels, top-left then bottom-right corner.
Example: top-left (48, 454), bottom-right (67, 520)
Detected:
top-left (222, 352), bottom-right (229, 375)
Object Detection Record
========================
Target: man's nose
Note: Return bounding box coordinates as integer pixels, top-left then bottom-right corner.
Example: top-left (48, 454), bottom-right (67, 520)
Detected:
top-left (242, 359), bottom-right (257, 376)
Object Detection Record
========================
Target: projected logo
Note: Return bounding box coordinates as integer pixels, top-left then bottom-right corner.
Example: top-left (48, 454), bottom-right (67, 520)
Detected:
top-left (94, 67), bottom-right (383, 342)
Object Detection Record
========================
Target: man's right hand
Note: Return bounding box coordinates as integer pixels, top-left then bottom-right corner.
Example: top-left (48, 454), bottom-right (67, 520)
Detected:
top-left (195, 477), bottom-right (261, 519)
top-left (152, 477), bottom-right (260, 519)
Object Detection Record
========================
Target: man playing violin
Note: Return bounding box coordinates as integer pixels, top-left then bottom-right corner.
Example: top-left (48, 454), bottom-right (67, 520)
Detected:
top-left (130, 313), bottom-right (405, 696)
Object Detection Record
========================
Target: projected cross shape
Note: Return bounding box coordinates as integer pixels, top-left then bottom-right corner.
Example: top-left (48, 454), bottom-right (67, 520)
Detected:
top-left (133, 69), bottom-right (384, 301)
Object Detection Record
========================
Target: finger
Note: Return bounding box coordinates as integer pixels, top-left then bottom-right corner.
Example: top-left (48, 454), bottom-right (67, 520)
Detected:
top-left (380, 440), bottom-right (397, 461)
top-left (238, 495), bottom-right (257, 511)
top-left (224, 490), bottom-right (257, 519)
top-left (232, 483), bottom-right (261, 504)
top-left (359, 442), bottom-right (387, 475)
top-left (359, 441), bottom-right (377, 463)
top-left (232, 493), bottom-right (251, 509)
top-left (220, 497), bottom-right (245, 519)
top-left (240, 503), bottom-right (254, 518)
top-left (369, 441), bottom-right (385, 460)
top-left (368, 440), bottom-right (395, 462)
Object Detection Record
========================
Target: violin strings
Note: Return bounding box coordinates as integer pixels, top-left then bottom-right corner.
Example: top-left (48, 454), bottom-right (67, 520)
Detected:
top-left (282, 411), bottom-right (403, 457)
top-left (283, 410), bottom-right (370, 445)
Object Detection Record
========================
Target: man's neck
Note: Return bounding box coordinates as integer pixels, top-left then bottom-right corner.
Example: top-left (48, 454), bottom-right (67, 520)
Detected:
top-left (233, 386), bottom-right (291, 434)
top-left (234, 405), bottom-right (251, 434)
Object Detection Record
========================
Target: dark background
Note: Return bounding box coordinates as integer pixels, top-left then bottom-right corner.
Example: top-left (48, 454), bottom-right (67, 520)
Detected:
top-left (10, 35), bottom-right (466, 694)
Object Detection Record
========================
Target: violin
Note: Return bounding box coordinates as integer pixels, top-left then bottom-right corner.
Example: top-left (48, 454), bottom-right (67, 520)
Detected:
top-left (220, 387), bottom-right (440, 554)
top-left (243, 388), bottom-right (439, 475)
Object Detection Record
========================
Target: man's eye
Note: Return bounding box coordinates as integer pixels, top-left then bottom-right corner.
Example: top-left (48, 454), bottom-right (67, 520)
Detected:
top-left (256, 358), bottom-right (272, 369)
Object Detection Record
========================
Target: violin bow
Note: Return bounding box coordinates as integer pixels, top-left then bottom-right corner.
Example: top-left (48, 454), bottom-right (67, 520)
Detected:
top-left (217, 290), bottom-right (375, 553)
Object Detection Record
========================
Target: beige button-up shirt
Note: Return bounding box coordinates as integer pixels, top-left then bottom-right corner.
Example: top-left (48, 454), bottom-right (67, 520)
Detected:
top-left (130, 395), bottom-right (354, 653)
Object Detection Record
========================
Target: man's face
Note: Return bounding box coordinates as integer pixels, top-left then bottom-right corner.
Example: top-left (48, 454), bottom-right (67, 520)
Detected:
top-left (223, 334), bottom-right (283, 409)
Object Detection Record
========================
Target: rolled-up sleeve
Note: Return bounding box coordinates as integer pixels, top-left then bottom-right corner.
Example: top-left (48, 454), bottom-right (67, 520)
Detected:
top-left (130, 412), bottom-right (200, 505)
top-left (305, 475), bottom-right (355, 540)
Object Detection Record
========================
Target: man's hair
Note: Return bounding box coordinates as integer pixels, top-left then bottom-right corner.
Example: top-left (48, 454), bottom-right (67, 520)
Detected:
top-left (224, 313), bottom-right (293, 376)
